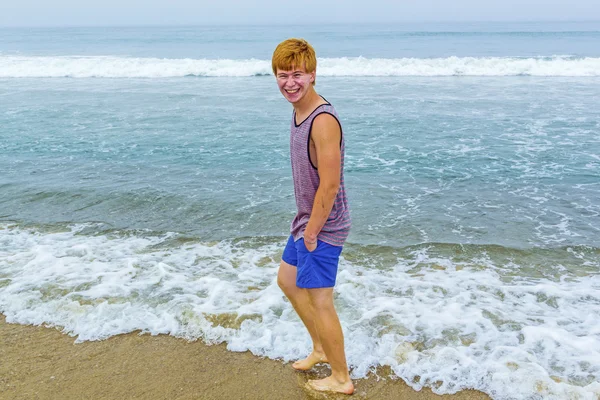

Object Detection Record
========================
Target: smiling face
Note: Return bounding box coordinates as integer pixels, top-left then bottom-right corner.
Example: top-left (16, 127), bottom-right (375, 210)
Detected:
top-left (276, 66), bottom-right (315, 104)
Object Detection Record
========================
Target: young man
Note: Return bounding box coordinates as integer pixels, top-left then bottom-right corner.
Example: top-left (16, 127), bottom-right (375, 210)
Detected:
top-left (272, 38), bottom-right (354, 395)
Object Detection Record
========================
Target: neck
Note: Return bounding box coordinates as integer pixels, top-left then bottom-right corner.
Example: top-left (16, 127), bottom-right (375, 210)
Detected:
top-left (292, 87), bottom-right (322, 115)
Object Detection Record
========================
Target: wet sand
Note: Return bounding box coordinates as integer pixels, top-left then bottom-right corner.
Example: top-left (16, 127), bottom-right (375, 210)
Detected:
top-left (0, 315), bottom-right (490, 400)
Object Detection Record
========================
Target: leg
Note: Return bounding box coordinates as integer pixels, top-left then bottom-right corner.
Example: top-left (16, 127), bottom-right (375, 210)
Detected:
top-left (277, 260), bottom-right (328, 370)
top-left (305, 288), bottom-right (354, 394)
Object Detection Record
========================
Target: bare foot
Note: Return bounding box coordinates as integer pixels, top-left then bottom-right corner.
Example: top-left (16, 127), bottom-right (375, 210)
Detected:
top-left (292, 351), bottom-right (328, 371)
top-left (306, 376), bottom-right (354, 395)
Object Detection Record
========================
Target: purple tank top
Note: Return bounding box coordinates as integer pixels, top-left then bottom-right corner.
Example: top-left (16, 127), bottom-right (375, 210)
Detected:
top-left (289, 101), bottom-right (351, 247)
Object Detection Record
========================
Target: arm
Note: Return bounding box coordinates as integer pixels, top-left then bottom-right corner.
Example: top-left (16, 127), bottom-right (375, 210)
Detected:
top-left (303, 113), bottom-right (341, 250)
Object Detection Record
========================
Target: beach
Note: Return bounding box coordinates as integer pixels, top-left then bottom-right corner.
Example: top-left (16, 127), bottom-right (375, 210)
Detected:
top-left (1, 23), bottom-right (600, 400)
top-left (1, 315), bottom-right (490, 400)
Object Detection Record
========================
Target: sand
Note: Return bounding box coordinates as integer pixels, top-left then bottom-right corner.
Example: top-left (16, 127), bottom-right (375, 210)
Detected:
top-left (0, 314), bottom-right (490, 400)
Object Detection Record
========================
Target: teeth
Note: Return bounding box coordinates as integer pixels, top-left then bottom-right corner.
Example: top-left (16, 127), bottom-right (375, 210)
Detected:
top-left (286, 89), bottom-right (298, 93)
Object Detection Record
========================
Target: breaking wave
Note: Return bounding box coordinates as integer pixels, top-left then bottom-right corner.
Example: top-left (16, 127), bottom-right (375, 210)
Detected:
top-left (1, 55), bottom-right (600, 78)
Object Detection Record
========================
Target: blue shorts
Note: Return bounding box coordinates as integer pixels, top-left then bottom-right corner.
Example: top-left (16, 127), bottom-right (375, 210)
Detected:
top-left (281, 235), bottom-right (343, 289)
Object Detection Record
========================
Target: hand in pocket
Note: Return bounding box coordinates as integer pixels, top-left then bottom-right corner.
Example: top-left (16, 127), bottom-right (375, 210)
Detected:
top-left (304, 239), bottom-right (317, 253)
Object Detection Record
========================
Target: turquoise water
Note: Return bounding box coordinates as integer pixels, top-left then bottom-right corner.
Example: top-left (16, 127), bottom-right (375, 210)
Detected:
top-left (1, 23), bottom-right (600, 400)
top-left (2, 22), bottom-right (600, 58)
top-left (2, 77), bottom-right (599, 247)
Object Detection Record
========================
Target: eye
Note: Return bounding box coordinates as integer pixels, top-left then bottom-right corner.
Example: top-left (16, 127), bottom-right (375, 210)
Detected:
top-left (293, 74), bottom-right (302, 78)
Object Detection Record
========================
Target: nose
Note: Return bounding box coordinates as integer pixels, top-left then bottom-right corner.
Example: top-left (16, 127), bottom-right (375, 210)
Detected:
top-left (285, 76), bottom-right (296, 86)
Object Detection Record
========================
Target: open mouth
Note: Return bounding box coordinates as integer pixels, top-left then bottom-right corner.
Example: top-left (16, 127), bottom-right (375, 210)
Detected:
top-left (285, 89), bottom-right (299, 94)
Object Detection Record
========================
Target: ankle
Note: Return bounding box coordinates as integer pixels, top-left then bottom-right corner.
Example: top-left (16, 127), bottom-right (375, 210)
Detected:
top-left (331, 371), bottom-right (351, 384)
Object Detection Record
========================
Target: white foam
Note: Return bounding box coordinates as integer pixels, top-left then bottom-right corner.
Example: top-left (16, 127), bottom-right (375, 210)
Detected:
top-left (1, 55), bottom-right (599, 78)
top-left (1, 223), bottom-right (599, 400)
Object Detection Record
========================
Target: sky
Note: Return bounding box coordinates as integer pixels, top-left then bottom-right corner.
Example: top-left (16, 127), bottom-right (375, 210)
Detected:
top-left (1, 0), bottom-right (599, 27)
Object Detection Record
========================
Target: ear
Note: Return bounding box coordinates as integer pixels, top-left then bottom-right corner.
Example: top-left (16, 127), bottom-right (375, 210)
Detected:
top-left (310, 71), bottom-right (315, 83)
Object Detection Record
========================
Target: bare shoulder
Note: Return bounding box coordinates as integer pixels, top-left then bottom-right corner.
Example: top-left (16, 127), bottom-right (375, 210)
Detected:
top-left (311, 113), bottom-right (341, 144)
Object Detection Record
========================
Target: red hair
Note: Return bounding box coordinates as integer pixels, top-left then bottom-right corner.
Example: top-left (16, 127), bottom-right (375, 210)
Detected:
top-left (272, 38), bottom-right (317, 85)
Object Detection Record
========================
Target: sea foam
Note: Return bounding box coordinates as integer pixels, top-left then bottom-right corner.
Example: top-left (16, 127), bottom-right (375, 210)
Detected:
top-left (1, 56), bottom-right (600, 78)
top-left (1, 223), bottom-right (599, 400)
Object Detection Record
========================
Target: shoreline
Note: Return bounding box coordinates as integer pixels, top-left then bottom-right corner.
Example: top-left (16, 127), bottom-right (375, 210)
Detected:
top-left (0, 314), bottom-right (490, 399)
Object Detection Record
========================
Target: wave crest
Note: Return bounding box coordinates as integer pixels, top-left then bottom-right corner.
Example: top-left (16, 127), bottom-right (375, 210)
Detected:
top-left (1, 55), bottom-right (599, 78)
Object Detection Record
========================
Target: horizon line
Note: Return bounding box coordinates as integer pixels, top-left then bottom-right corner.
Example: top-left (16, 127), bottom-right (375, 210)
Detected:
top-left (1, 19), bottom-right (600, 29)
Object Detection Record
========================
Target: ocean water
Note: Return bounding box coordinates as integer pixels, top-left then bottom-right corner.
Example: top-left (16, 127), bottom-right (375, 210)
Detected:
top-left (1, 22), bottom-right (600, 399)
